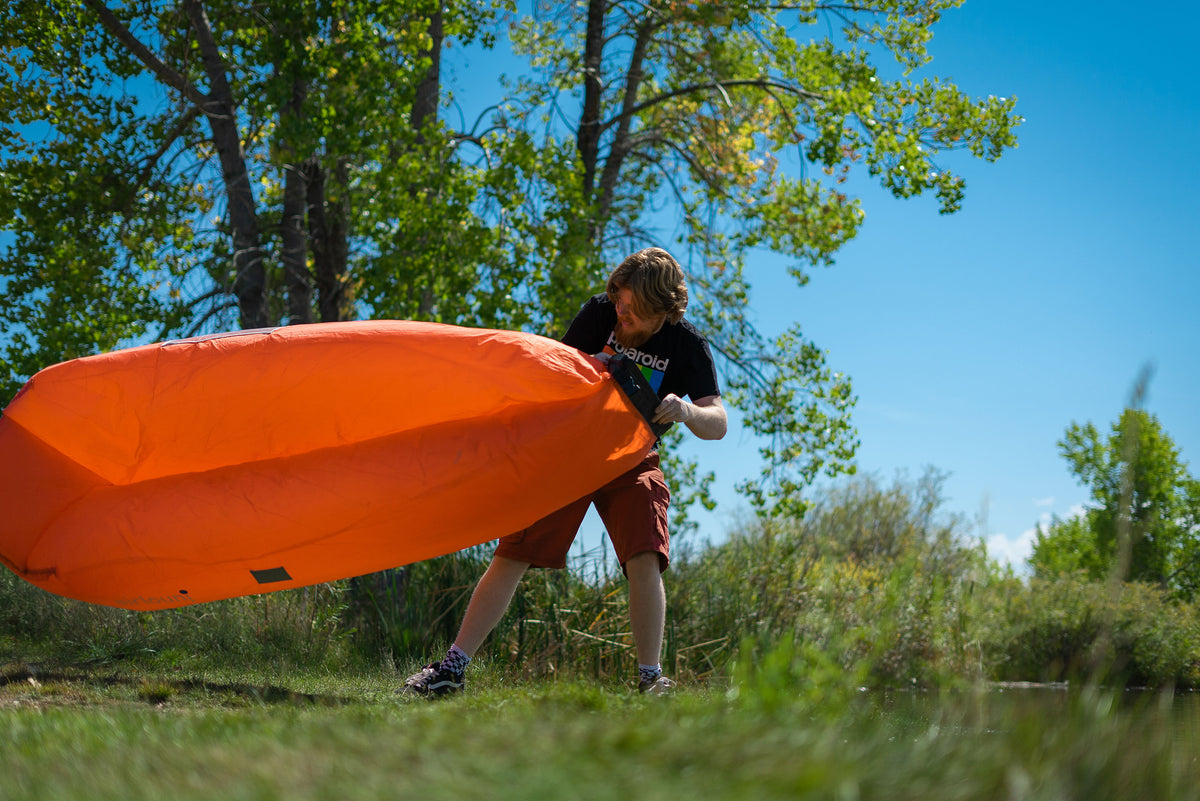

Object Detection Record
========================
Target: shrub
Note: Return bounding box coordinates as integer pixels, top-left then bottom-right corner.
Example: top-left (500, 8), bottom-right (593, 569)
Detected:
top-left (344, 545), bottom-right (492, 662)
top-left (982, 575), bottom-right (1200, 688)
top-left (666, 469), bottom-right (992, 686)
top-left (0, 567), bottom-right (353, 668)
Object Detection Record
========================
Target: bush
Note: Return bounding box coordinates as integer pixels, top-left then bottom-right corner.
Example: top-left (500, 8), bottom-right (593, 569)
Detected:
top-left (347, 540), bottom-right (647, 680)
top-left (0, 567), bottom-right (353, 669)
top-left (982, 575), bottom-right (1200, 688)
top-left (344, 545), bottom-right (492, 662)
top-left (666, 469), bottom-right (993, 687)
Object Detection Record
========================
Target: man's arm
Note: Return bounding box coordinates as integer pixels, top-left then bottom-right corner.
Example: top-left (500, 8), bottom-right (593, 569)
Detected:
top-left (652, 394), bottom-right (727, 441)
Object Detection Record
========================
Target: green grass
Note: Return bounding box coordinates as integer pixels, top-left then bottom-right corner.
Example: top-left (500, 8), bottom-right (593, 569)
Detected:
top-left (4, 470), bottom-right (1200, 798)
top-left (2, 657), bottom-right (1198, 801)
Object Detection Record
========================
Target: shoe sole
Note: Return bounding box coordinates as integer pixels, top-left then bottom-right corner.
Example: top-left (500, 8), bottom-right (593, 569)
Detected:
top-left (400, 677), bottom-right (464, 697)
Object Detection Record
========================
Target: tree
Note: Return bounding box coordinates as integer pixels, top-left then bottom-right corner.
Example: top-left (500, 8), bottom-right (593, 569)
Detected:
top-left (473, 0), bottom-right (1020, 515)
top-left (1027, 513), bottom-right (1103, 580)
top-left (1, 2), bottom-right (194, 380)
top-left (2, 0), bottom-right (1022, 521)
top-left (1030, 409), bottom-right (1200, 600)
top-left (1, 0), bottom-right (515, 394)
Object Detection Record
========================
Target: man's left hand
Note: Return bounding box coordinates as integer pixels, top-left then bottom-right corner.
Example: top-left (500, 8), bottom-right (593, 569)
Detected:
top-left (651, 394), bottom-right (727, 441)
top-left (652, 394), bottom-right (692, 425)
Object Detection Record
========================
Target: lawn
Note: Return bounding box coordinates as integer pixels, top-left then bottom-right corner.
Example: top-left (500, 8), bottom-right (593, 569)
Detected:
top-left (2, 658), bottom-right (1197, 801)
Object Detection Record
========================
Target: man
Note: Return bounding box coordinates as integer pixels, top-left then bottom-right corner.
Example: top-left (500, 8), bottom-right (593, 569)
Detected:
top-left (402, 247), bottom-right (727, 696)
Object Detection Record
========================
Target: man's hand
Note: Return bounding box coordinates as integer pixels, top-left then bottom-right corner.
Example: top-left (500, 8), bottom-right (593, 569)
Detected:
top-left (652, 393), bottom-right (692, 425)
top-left (652, 394), bottom-right (727, 441)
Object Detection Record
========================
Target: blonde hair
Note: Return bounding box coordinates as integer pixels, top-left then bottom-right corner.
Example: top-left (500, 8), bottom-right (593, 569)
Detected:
top-left (606, 247), bottom-right (688, 325)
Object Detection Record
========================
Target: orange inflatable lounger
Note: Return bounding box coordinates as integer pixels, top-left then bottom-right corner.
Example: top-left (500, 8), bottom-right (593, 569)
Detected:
top-left (0, 321), bottom-right (659, 610)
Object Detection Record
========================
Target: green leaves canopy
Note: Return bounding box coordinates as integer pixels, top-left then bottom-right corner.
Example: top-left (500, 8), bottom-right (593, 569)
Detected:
top-left (465, 0), bottom-right (1019, 515)
top-left (1, 0), bottom-right (1022, 519)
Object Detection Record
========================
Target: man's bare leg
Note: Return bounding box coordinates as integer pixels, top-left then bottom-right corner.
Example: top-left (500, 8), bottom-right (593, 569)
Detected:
top-left (625, 551), bottom-right (666, 667)
top-left (453, 555), bottom-right (530, 656)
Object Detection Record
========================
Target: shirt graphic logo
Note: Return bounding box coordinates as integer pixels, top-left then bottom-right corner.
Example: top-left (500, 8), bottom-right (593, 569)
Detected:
top-left (604, 333), bottom-right (668, 393)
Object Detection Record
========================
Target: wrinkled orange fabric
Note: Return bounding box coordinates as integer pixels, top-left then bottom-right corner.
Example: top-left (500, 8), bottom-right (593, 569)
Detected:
top-left (0, 321), bottom-right (656, 609)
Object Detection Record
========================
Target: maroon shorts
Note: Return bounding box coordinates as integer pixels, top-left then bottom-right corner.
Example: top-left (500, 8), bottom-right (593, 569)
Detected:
top-left (495, 452), bottom-right (671, 572)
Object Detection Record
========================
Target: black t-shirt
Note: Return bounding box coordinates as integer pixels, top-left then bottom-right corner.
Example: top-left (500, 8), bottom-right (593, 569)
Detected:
top-left (561, 293), bottom-right (721, 404)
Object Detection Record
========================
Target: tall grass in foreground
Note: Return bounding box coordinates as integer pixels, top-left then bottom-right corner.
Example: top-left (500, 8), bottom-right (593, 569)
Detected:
top-left (0, 572), bottom-right (354, 669)
top-left (2, 469), bottom-right (1199, 687)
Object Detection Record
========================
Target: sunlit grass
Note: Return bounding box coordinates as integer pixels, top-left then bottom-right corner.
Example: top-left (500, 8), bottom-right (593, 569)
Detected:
top-left (4, 469), bottom-right (1200, 798)
top-left (2, 659), bottom-right (1198, 801)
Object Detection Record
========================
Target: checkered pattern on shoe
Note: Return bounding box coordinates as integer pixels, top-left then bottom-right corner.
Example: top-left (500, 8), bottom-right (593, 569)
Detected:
top-left (400, 661), bottom-right (465, 697)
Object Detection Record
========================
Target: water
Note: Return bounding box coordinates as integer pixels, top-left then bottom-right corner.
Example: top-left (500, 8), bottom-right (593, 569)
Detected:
top-left (872, 684), bottom-right (1200, 746)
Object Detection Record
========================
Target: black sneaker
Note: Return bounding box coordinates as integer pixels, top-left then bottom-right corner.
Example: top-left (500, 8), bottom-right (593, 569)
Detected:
top-left (400, 661), bottom-right (465, 697)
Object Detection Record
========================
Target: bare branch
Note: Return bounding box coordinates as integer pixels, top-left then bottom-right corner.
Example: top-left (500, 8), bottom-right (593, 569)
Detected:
top-left (132, 106), bottom-right (202, 197)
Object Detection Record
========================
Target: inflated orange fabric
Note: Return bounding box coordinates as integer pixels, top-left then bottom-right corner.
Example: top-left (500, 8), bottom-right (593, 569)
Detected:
top-left (0, 321), bottom-right (657, 609)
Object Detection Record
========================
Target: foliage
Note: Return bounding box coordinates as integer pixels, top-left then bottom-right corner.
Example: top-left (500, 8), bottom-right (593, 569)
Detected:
top-left (728, 630), bottom-right (869, 717)
top-left (668, 468), bottom-right (992, 686)
top-left (981, 575), bottom-right (1200, 688)
top-left (494, 0), bottom-right (1020, 514)
top-left (1028, 513), bottom-right (1105, 582)
top-left (357, 469), bottom-right (995, 686)
top-left (6, 465), bottom-right (1200, 690)
top-left (0, 566), bottom-right (354, 668)
top-left (343, 544), bottom-right (493, 661)
top-left (1030, 409), bottom-right (1200, 600)
top-left (1, 0), bottom-right (1022, 518)
top-left (0, 0), bottom-right (517, 395)
top-left (0, 1), bottom-right (194, 383)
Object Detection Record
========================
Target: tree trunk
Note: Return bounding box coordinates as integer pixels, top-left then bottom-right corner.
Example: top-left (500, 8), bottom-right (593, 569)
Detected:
top-left (411, 5), bottom-right (443, 139)
top-left (594, 19), bottom-right (653, 230)
top-left (577, 0), bottom-right (605, 202)
top-left (281, 78), bottom-right (312, 325)
top-left (411, 4), bottom-right (444, 319)
top-left (83, 0), bottom-right (267, 330)
top-left (281, 161), bottom-right (311, 324)
top-left (183, 0), bottom-right (267, 330)
top-left (308, 158), bottom-right (351, 323)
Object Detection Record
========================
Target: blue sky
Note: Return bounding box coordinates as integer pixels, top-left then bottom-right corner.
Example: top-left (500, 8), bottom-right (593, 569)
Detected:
top-left (517, 1), bottom-right (1200, 569)
top-left (714, 0), bottom-right (1200, 568)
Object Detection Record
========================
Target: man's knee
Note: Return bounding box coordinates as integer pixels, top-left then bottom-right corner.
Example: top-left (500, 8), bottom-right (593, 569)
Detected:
top-left (625, 550), bottom-right (666, 576)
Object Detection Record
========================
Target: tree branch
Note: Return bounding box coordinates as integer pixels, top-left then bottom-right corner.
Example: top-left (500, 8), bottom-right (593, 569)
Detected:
top-left (131, 106), bottom-right (202, 198)
top-left (80, 0), bottom-right (209, 109)
top-left (599, 78), bottom-right (822, 138)
top-left (594, 17), bottom-right (655, 228)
